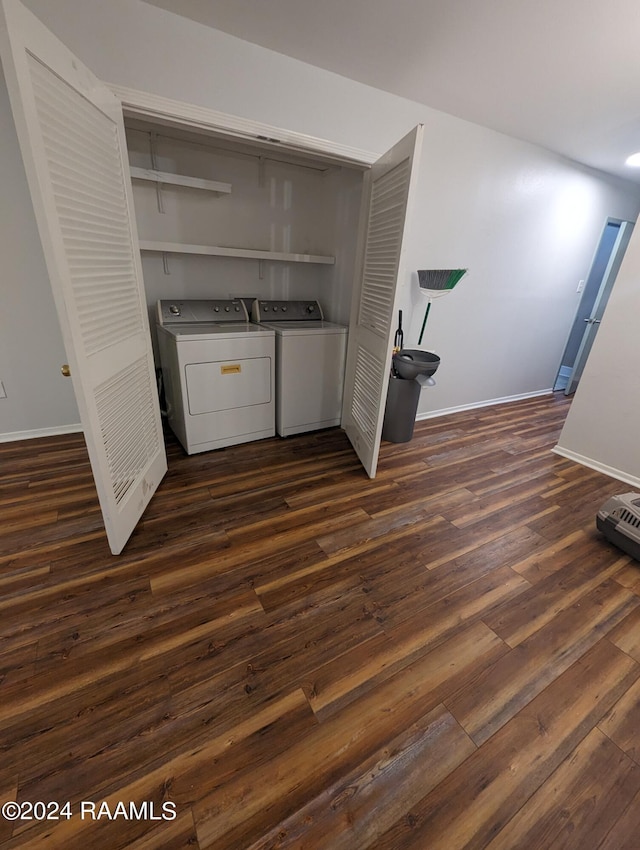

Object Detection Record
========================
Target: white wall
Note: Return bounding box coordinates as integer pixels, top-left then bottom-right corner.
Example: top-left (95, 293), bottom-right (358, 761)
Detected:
top-left (555, 223), bottom-right (640, 487)
top-left (401, 113), bottom-right (640, 415)
top-left (2, 0), bottom-right (640, 438)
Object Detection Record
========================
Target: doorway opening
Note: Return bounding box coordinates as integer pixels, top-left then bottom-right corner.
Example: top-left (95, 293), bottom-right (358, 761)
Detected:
top-left (554, 217), bottom-right (634, 394)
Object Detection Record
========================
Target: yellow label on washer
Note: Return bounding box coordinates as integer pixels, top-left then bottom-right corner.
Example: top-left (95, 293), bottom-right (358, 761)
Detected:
top-left (221, 363), bottom-right (241, 375)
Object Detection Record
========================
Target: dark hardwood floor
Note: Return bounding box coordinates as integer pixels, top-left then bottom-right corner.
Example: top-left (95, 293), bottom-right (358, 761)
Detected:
top-left (2, 392), bottom-right (640, 849)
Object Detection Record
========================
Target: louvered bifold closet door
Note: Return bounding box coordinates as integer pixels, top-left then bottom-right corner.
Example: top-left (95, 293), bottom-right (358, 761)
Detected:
top-left (358, 158), bottom-right (411, 334)
top-left (342, 125), bottom-right (423, 478)
top-left (0, 0), bottom-right (167, 553)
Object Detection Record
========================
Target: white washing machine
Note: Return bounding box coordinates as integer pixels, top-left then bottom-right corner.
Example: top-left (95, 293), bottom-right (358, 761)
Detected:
top-left (156, 299), bottom-right (275, 454)
top-left (252, 300), bottom-right (348, 437)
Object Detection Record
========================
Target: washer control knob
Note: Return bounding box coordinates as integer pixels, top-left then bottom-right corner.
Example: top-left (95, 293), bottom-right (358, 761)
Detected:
top-left (169, 304), bottom-right (180, 315)
top-left (214, 306), bottom-right (220, 312)
top-left (306, 304), bottom-right (316, 313)
top-left (224, 306), bottom-right (230, 312)
top-left (264, 306), bottom-right (269, 311)
top-left (282, 306), bottom-right (288, 312)
top-left (273, 306), bottom-right (279, 312)
top-left (234, 306), bottom-right (240, 312)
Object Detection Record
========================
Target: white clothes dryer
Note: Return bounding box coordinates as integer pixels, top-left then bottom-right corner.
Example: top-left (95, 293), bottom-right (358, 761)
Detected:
top-left (157, 299), bottom-right (275, 454)
top-left (251, 300), bottom-right (348, 437)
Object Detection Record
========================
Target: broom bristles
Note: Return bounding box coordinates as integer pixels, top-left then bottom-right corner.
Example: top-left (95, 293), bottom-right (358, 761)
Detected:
top-left (418, 269), bottom-right (467, 293)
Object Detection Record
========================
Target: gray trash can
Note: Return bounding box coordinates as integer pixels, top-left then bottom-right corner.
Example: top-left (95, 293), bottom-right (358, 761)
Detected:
top-left (382, 349), bottom-right (441, 444)
top-left (382, 375), bottom-right (421, 442)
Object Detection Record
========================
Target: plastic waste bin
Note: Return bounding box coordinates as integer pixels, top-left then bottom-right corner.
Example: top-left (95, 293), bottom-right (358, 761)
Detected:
top-left (382, 349), bottom-right (440, 443)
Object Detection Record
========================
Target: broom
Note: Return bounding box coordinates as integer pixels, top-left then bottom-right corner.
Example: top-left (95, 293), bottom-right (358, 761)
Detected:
top-left (417, 268), bottom-right (467, 345)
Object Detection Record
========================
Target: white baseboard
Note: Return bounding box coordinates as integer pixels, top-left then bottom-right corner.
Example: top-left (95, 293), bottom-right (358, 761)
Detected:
top-left (0, 423), bottom-right (83, 444)
top-left (552, 445), bottom-right (640, 490)
top-left (416, 388), bottom-right (554, 422)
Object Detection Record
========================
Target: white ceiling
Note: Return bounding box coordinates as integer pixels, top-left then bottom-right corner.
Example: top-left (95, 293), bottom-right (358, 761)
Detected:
top-left (142, 0), bottom-right (640, 185)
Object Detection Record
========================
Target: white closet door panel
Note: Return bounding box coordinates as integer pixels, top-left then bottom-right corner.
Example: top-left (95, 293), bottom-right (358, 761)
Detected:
top-left (342, 126), bottom-right (423, 478)
top-left (0, 0), bottom-right (167, 554)
top-left (358, 158), bottom-right (411, 334)
top-left (28, 54), bottom-right (144, 356)
top-left (349, 346), bottom-right (386, 453)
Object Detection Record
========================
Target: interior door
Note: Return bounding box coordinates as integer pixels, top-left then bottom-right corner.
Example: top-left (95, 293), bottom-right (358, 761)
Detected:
top-left (0, 0), bottom-right (167, 554)
top-left (565, 220), bottom-right (634, 395)
top-left (341, 125), bottom-right (423, 478)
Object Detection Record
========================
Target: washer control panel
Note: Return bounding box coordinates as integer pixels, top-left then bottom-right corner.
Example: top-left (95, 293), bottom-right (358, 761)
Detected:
top-left (157, 299), bottom-right (248, 325)
top-left (251, 300), bottom-right (324, 322)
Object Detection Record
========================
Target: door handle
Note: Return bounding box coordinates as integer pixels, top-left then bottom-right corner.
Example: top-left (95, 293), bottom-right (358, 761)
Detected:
top-left (61, 364), bottom-right (71, 377)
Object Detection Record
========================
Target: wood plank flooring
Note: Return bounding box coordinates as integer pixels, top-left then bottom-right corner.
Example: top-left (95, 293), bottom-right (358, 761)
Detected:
top-left (1, 392), bottom-right (640, 848)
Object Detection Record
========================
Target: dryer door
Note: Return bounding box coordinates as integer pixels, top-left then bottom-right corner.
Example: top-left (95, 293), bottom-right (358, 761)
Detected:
top-left (342, 125), bottom-right (423, 478)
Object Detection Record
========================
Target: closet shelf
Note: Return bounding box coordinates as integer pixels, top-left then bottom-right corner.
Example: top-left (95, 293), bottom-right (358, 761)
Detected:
top-left (139, 240), bottom-right (335, 265)
top-left (130, 166), bottom-right (232, 195)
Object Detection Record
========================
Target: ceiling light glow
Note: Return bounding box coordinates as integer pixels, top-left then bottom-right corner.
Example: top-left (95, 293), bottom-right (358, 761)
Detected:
top-left (625, 152), bottom-right (640, 167)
